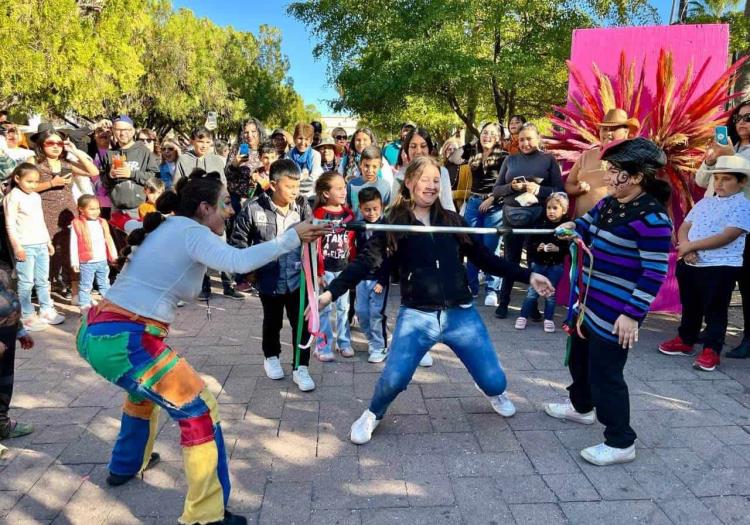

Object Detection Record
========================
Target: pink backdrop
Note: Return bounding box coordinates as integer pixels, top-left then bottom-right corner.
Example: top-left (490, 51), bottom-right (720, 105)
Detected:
top-left (563, 24), bottom-right (730, 313)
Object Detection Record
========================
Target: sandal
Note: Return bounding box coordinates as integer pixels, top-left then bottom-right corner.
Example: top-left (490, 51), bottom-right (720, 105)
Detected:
top-left (0, 420), bottom-right (34, 440)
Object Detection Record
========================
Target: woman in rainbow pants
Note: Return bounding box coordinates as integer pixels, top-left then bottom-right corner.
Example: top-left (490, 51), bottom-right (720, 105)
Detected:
top-left (76, 171), bottom-right (327, 525)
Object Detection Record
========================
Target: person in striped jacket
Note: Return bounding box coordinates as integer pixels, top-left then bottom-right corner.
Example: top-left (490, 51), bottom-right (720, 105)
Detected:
top-left (544, 137), bottom-right (673, 466)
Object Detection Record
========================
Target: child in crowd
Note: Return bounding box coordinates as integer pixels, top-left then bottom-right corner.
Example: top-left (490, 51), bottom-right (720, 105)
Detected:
top-left (70, 195), bottom-right (117, 312)
top-left (287, 123), bottom-right (323, 201)
top-left (346, 146), bottom-right (392, 214)
top-left (0, 266), bottom-right (35, 441)
top-left (515, 193), bottom-right (570, 333)
top-left (313, 172), bottom-right (356, 360)
top-left (3, 163), bottom-right (65, 331)
top-left (315, 137), bottom-right (341, 172)
top-left (249, 142), bottom-right (278, 201)
top-left (138, 177), bottom-right (165, 219)
top-left (659, 155), bottom-right (750, 372)
top-left (230, 159), bottom-right (317, 392)
top-left (354, 187), bottom-right (389, 363)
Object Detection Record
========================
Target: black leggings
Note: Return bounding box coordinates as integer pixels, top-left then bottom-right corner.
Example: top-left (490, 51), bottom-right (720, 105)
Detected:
top-left (567, 325), bottom-right (636, 448)
top-left (0, 326), bottom-right (17, 427)
top-left (739, 241), bottom-right (750, 337)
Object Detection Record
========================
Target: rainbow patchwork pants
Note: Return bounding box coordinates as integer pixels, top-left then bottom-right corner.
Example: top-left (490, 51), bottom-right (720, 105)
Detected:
top-left (76, 309), bottom-right (229, 525)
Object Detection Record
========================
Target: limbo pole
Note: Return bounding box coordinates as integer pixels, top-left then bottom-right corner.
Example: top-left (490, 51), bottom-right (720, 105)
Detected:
top-left (340, 221), bottom-right (556, 236)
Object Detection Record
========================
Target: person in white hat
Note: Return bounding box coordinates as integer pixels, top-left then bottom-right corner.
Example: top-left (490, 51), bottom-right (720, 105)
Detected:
top-left (660, 154), bottom-right (750, 369)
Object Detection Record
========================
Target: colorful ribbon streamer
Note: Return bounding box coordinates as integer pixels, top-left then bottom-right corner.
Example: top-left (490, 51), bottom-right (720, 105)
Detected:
top-left (559, 228), bottom-right (594, 365)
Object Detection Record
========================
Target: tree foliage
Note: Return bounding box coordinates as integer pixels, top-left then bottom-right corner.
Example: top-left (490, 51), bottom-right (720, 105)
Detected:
top-left (289, 0), bottom-right (657, 138)
top-left (0, 0), bottom-right (317, 134)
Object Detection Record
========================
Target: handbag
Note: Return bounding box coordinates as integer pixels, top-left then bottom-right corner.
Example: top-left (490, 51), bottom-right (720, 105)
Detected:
top-left (503, 205), bottom-right (543, 227)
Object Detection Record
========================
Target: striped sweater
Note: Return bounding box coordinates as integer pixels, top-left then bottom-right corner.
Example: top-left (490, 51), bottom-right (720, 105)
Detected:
top-left (573, 194), bottom-right (672, 343)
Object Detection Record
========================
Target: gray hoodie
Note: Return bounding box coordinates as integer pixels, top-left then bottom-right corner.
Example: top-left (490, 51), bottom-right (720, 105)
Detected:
top-left (174, 151), bottom-right (227, 187)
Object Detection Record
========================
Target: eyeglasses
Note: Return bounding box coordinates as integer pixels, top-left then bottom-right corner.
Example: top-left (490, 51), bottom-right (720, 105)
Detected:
top-left (733, 114), bottom-right (750, 124)
top-left (43, 140), bottom-right (64, 147)
top-left (334, 135), bottom-right (348, 140)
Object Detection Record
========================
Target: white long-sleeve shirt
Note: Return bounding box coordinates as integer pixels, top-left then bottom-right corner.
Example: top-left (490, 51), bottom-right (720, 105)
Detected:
top-left (106, 216), bottom-right (301, 323)
top-left (3, 187), bottom-right (50, 248)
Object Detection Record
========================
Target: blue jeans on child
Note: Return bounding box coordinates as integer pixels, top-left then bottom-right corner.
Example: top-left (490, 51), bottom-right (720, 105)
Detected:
top-left (462, 195), bottom-right (503, 295)
top-left (369, 305), bottom-right (507, 418)
top-left (16, 243), bottom-right (54, 319)
top-left (355, 280), bottom-right (387, 354)
top-left (519, 263), bottom-right (564, 320)
top-left (79, 260), bottom-right (111, 307)
top-left (320, 270), bottom-right (352, 355)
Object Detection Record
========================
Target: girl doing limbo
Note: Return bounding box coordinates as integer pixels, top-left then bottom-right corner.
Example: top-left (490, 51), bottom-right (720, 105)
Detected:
top-left (316, 157), bottom-right (554, 444)
top-left (76, 171), bottom-right (327, 525)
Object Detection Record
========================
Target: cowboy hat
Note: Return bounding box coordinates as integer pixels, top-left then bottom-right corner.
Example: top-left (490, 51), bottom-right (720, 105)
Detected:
top-left (598, 108), bottom-right (640, 134)
top-left (314, 136), bottom-right (343, 155)
top-left (712, 155), bottom-right (750, 176)
top-left (29, 122), bottom-right (68, 144)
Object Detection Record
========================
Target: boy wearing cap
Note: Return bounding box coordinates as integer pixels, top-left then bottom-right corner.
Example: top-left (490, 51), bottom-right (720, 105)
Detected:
top-left (659, 155), bottom-right (750, 372)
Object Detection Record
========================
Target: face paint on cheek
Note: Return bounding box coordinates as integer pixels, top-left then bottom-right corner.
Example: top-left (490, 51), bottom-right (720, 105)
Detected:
top-left (612, 171), bottom-right (630, 189)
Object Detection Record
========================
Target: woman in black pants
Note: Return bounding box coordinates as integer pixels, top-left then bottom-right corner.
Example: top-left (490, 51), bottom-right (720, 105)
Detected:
top-left (492, 123), bottom-right (563, 318)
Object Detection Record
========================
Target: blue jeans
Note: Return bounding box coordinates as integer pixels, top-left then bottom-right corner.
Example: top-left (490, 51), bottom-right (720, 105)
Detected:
top-left (355, 280), bottom-right (387, 353)
top-left (369, 305), bottom-right (507, 418)
top-left (520, 263), bottom-right (564, 320)
top-left (79, 260), bottom-right (111, 307)
top-left (462, 195), bottom-right (503, 295)
top-left (16, 243), bottom-right (53, 319)
top-left (320, 270), bottom-right (351, 354)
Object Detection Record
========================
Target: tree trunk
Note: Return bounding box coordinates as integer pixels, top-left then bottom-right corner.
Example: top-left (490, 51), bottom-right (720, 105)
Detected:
top-left (736, 0), bottom-right (750, 97)
top-left (678, 0), bottom-right (689, 21)
top-left (442, 89), bottom-right (480, 140)
top-left (490, 29), bottom-right (506, 125)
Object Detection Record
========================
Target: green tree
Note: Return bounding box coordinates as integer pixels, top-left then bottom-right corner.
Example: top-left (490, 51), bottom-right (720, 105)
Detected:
top-left (289, 0), bottom-right (656, 137)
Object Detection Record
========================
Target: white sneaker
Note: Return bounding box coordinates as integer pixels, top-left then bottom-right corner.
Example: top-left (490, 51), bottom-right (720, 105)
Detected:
top-left (263, 357), bottom-right (285, 380)
top-left (544, 401), bottom-right (596, 425)
top-left (22, 316), bottom-right (48, 332)
top-left (484, 291), bottom-right (499, 307)
top-left (176, 300), bottom-right (186, 307)
top-left (350, 409), bottom-right (380, 444)
top-left (489, 393), bottom-right (517, 417)
top-left (368, 349), bottom-right (388, 363)
top-left (39, 308), bottom-right (65, 325)
top-left (580, 443), bottom-right (636, 466)
top-left (292, 366), bottom-right (315, 392)
top-left (419, 352), bottom-right (433, 367)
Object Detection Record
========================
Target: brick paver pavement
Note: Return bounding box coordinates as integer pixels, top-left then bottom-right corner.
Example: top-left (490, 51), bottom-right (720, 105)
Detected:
top-left (1, 284), bottom-right (748, 524)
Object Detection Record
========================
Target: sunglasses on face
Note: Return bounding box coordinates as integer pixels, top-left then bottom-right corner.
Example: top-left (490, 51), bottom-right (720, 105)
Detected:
top-left (163, 147), bottom-right (177, 152)
top-left (335, 135), bottom-right (347, 140)
top-left (44, 140), bottom-right (64, 147)
top-left (733, 114), bottom-right (750, 124)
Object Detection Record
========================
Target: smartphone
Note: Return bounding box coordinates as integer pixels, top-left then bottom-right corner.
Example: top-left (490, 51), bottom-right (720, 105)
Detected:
top-left (206, 111), bottom-right (218, 128)
top-left (513, 176), bottom-right (527, 183)
top-left (238, 143), bottom-right (250, 157)
top-left (715, 125), bottom-right (729, 146)
top-left (60, 167), bottom-right (73, 180)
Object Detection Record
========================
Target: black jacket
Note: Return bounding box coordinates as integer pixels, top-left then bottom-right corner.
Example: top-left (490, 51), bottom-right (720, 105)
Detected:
top-left (525, 217), bottom-right (570, 266)
top-left (328, 209), bottom-right (531, 310)
top-left (101, 142), bottom-right (160, 210)
top-left (230, 192), bottom-right (311, 295)
top-left (355, 217), bottom-right (389, 287)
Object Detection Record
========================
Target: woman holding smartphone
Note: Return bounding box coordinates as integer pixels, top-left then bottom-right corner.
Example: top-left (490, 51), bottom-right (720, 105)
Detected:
top-left (31, 124), bottom-right (98, 303)
top-left (491, 123), bottom-right (563, 319)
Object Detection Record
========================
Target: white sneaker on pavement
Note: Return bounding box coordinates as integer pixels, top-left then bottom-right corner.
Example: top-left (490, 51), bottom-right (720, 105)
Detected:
top-left (368, 349), bottom-right (388, 363)
top-left (263, 357), bottom-right (285, 380)
top-left (292, 366), bottom-right (315, 392)
top-left (39, 308), bottom-right (65, 325)
top-left (544, 401), bottom-right (595, 425)
top-left (490, 393), bottom-right (517, 417)
top-left (580, 443), bottom-right (636, 466)
top-left (484, 291), bottom-right (499, 307)
top-left (419, 352), bottom-right (433, 367)
top-left (22, 316), bottom-right (48, 332)
top-left (350, 409), bottom-right (380, 444)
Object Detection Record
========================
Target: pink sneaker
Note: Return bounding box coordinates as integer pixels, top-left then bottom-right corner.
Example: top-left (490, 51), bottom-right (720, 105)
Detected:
top-left (314, 350), bottom-right (335, 362)
top-left (544, 320), bottom-right (555, 333)
top-left (514, 317), bottom-right (527, 330)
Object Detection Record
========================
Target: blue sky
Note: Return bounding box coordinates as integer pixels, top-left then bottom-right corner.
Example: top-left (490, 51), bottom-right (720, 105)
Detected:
top-left (174, 1), bottom-right (675, 114)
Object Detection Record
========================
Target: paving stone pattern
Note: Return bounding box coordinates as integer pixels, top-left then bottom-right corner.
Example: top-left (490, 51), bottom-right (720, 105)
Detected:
top-left (0, 284), bottom-right (748, 524)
